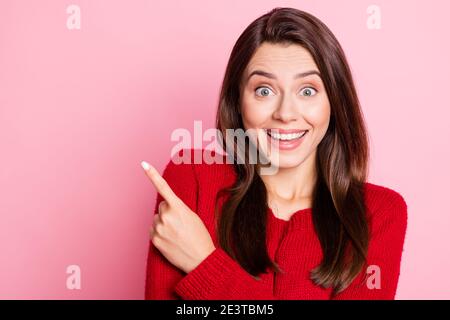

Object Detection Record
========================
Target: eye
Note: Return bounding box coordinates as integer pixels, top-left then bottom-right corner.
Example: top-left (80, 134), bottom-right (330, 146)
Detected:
top-left (255, 86), bottom-right (275, 97)
top-left (300, 87), bottom-right (317, 97)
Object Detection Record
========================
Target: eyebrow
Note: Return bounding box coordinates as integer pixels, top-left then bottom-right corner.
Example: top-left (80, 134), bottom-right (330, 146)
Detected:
top-left (246, 69), bottom-right (322, 82)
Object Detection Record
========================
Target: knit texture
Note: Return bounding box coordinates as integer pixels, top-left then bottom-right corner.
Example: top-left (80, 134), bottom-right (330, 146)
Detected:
top-left (145, 149), bottom-right (408, 300)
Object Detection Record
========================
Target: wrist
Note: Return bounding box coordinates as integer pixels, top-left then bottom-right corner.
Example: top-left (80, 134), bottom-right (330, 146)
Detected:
top-left (186, 245), bottom-right (216, 274)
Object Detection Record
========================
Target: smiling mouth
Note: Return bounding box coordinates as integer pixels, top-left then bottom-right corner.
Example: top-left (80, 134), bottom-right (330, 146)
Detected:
top-left (263, 129), bottom-right (308, 141)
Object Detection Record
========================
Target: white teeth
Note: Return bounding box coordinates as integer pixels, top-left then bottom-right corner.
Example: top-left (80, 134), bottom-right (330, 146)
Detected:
top-left (265, 129), bottom-right (307, 141)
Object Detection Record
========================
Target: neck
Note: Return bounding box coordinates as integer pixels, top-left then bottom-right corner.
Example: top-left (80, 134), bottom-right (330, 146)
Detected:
top-left (259, 151), bottom-right (317, 202)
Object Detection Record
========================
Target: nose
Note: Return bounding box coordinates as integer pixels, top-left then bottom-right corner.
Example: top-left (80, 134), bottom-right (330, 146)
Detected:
top-left (272, 94), bottom-right (299, 122)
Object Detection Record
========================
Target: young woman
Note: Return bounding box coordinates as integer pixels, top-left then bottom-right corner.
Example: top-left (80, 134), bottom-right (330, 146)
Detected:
top-left (142, 7), bottom-right (407, 300)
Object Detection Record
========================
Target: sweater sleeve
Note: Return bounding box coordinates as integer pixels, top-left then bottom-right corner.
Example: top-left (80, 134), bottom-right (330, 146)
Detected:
top-left (144, 152), bottom-right (199, 299)
top-left (174, 246), bottom-right (277, 300)
top-left (332, 189), bottom-right (408, 300)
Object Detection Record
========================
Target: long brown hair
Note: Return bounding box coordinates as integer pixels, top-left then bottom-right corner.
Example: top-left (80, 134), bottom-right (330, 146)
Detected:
top-left (214, 7), bottom-right (370, 296)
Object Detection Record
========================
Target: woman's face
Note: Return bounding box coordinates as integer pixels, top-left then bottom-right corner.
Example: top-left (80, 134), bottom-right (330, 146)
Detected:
top-left (239, 42), bottom-right (331, 169)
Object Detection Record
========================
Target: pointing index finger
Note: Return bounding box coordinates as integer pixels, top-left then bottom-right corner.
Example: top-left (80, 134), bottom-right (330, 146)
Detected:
top-left (141, 161), bottom-right (183, 207)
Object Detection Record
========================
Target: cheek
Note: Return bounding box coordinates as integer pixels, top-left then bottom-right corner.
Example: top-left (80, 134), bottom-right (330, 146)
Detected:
top-left (304, 99), bottom-right (331, 131)
top-left (240, 96), bottom-right (273, 130)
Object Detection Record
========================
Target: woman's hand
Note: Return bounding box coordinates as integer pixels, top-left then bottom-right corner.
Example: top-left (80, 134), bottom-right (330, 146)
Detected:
top-left (141, 161), bottom-right (216, 274)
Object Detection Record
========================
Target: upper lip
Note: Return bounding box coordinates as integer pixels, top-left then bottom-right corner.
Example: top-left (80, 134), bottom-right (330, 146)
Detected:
top-left (264, 128), bottom-right (309, 134)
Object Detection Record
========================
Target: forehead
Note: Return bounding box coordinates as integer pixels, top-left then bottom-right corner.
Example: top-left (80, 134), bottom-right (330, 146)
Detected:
top-left (245, 42), bottom-right (318, 76)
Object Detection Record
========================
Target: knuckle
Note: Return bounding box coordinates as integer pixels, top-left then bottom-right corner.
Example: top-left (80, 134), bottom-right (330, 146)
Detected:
top-left (159, 213), bottom-right (167, 224)
top-left (178, 199), bottom-right (188, 210)
top-left (152, 214), bottom-right (159, 226)
top-left (151, 235), bottom-right (160, 247)
top-left (160, 201), bottom-right (168, 211)
top-left (154, 223), bottom-right (164, 235)
top-left (159, 211), bottom-right (172, 225)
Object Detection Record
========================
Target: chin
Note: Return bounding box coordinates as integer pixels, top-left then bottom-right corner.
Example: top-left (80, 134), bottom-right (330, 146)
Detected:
top-left (266, 151), bottom-right (307, 169)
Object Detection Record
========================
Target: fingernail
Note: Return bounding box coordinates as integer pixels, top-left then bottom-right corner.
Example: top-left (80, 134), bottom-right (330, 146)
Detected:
top-left (141, 161), bottom-right (151, 171)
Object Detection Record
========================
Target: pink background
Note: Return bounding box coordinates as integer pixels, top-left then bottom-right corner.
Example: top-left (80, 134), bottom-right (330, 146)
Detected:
top-left (1, 0), bottom-right (449, 299)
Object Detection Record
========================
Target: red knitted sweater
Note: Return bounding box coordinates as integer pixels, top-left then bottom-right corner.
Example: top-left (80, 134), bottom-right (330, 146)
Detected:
top-left (144, 149), bottom-right (408, 300)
